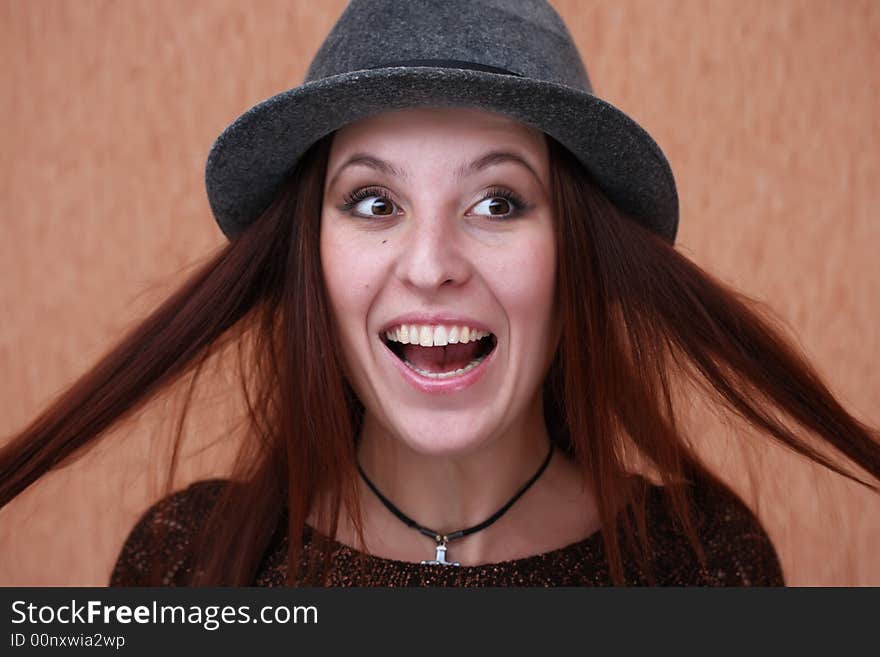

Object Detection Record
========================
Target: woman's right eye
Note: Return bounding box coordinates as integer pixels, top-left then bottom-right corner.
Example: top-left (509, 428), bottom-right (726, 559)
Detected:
top-left (341, 187), bottom-right (398, 218)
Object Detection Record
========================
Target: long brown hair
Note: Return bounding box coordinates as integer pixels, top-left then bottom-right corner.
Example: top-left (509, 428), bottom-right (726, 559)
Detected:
top-left (1, 131), bottom-right (878, 585)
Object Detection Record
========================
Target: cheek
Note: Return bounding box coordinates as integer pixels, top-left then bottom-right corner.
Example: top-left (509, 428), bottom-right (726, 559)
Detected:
top-left (485, 229), bottom-right (558, 375)
top-left (320, 222), bottom-right (387, 335)
top-left (491, 231), bottom-right (557, 319)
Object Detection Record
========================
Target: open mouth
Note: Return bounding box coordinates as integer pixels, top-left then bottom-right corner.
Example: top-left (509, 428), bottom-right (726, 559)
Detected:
top-left (381, 325), bottom-right (498, 380)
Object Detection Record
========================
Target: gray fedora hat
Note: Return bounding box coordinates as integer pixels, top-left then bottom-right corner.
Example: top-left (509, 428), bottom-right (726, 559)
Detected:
top-left (206, 0), bottom-right (678, 243)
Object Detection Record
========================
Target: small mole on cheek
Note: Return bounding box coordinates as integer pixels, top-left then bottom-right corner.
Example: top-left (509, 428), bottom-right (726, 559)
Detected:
top-left (381, 240), bottom-right (387, 244)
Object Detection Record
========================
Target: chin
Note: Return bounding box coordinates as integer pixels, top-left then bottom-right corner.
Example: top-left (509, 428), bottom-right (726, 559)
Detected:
top-left (387, 409), bottom-right (502, 458)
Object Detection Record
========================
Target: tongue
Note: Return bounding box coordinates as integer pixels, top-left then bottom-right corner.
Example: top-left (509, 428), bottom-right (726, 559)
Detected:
top-left (402, 341), bottom-right (480, 372)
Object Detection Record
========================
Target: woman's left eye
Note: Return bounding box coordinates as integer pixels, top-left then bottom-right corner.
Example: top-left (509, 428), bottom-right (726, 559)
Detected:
top-left (468, 188), bottom-right (529, 220)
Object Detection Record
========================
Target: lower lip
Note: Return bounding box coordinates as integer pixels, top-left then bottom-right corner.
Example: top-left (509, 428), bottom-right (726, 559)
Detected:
top-left (382, 341), bottom-right (496, 394)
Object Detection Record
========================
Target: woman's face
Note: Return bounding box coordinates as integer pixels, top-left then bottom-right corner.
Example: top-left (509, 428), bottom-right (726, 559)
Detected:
top-left (320, 106), bottom-right (558, 456)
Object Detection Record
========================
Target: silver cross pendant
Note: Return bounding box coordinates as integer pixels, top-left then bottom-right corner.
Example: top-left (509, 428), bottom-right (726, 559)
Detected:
top-left (420, 540), bottom-right (460, 567)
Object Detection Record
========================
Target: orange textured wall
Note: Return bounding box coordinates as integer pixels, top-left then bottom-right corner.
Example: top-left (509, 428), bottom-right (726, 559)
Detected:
top-left (1, 1), bottom-right (877, 585)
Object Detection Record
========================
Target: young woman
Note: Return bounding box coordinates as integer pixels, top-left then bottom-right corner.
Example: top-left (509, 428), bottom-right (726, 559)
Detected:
top-left (2, 0), bottom-right (878, 586)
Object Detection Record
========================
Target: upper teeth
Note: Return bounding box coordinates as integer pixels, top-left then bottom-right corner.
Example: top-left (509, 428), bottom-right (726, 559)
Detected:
top-left (383, 324), bottom-right (490, 347)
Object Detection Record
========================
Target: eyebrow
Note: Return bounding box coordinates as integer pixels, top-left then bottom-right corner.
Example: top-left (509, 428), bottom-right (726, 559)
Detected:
top-left (326, 150), bottom-right (545, 190)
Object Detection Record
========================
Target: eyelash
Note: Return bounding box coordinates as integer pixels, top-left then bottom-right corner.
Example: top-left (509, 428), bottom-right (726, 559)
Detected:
top-left (340, 186), bottom-right (530, 220)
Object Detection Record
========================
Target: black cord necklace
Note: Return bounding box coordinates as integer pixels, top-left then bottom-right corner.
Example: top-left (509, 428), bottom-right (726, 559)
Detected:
top-left (357, 443), bottom-right (554, 566)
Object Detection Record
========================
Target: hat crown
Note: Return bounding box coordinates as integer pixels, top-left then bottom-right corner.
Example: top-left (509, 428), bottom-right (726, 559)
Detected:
top-left (305, 0), bottom-right (592, 92)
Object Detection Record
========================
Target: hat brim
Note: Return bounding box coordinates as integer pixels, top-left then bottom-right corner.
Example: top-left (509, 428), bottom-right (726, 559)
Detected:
top-left (206, 66), bottom-right (678, 242)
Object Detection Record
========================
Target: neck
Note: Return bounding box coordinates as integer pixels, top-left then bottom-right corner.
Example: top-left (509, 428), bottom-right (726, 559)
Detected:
top-left (342, 405), bottom-right (593, 565)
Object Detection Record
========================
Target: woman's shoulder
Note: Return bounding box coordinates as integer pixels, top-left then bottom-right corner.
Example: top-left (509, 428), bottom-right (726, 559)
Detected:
top-left (109, 479), bottom-right (234, 586)
top-left (637, 473), bottom-right (785, 586)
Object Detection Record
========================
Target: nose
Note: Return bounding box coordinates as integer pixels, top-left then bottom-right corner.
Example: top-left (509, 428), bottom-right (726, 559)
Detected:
top-left (394, 213), bottom-right (471, 292)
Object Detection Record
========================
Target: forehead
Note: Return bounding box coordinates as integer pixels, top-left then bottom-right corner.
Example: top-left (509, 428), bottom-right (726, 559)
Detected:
top-left (327, 107), bottom-right (548, 171)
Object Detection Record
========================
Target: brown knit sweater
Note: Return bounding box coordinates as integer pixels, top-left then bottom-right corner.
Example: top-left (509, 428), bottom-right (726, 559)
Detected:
top-left (109, 477), bottom-right (785, 586)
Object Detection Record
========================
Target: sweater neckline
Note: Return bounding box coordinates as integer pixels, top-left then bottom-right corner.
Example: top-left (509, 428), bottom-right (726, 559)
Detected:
top-left (301, 522), bottom-right (609, 571)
